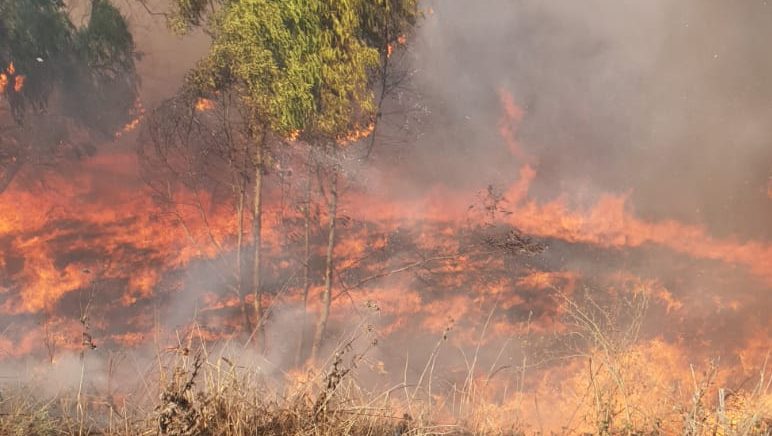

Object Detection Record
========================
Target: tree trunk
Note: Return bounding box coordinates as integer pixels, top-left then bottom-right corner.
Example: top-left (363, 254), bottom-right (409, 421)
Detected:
top-left (236, 178), bottom-right (252, 333)
top-left (311, 166), bottom-right (338, 361)
top-left (364, 32), bottom-right (391, 160)
top-left (251, 143), bottom-right (265, 352)
top-left (295, 149), bottom-right (314, 366)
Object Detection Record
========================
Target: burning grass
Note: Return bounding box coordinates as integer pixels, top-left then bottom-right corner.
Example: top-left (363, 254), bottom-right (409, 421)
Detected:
top-left (0, 292), bottom-right (769, 436)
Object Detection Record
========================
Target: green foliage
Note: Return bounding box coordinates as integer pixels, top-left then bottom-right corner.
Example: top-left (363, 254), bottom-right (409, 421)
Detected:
top-left (67, 0), bottom-right (139, 135)
top-left (314, 0), bottom-right (378, 137)
top-left (167, 0), bottom-right (209, 34)
top-left (77, 0), bottom-right (135, 74)
top-left (359, 0), bottom-right (420, 51)
top-left (174, 0), bottom-right (418, 141)
top-left (0, 0), bottom-right (75, 117)
top-left (0, 0), bottom-right (138, 134)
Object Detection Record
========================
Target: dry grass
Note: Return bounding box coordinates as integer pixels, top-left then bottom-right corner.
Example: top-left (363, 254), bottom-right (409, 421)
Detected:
top-left (1, 294), bottom-right (770, 435)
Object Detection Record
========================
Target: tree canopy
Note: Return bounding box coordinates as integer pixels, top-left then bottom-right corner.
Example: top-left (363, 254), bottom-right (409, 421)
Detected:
top-left (0, 0), bottom-right (137, 129)
top-left (171, 0), bottom-right (418, 141)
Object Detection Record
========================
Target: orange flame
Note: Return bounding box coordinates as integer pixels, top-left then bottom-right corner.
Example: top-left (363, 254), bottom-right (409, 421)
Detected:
top-left (115, 100), bottom-right (145, 138)
top-left (286, 129), bottom-right (301, 142)
top-left (337, 122), bottom-right (375, 145)
top-left (0, 62), bottom-right (25, 95)
top-left (0, 79), bottom-right (768, 421)
top-left (195, 97), bottom-right (215, 112)
top-left (495, 89), bottom-right (772, 287)
top-left (13, 75), bottom-right (24, 93)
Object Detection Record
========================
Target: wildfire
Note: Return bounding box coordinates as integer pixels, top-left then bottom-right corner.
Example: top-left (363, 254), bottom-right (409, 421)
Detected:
top-left (337, 122), bottom-right (375, 145)
top-left (195, 97), bottom-right (215, 112)
top-left (0, 152), bottom-right (233, 316)
top-left (115, 99), bottom-right (146, 138)
top-left (2, 88), bottom-right (767, 351)
top-left (0, 62), bottom-right (25, 95)
top-left (516, 270), bottom-right (577, 290)
top-left (495, 89), bottom-right (772, 287)
top-left (386, 35), bottom-right (406, 58)
top-left (0, 79), bottom-right (768, 436)
top-left (286, 129), bottom-right (301, 141)
top-left (14, 75), bottom-right (25, 92)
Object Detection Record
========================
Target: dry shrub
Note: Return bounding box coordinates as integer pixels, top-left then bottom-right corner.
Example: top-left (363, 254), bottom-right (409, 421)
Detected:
top-left (0, 388), bottom-right (60, 436)
top-left (149, 329), bottom-right (418, 436)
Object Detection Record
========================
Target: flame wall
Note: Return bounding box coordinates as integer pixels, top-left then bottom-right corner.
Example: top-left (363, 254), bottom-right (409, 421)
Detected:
top-left (0, 0), bottom-right (770, 432)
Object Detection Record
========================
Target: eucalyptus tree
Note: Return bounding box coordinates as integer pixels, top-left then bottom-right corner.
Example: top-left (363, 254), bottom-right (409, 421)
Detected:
top-left (154, 0), bottom-right (419, 355)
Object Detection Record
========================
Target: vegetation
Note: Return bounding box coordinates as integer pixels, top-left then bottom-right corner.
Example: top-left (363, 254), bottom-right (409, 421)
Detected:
top-left (0, 0), bottom-right (139, 193)
top-left (1, 2), bottom-right (768, 436)
top-left (141, 0), bottom-right (420, 356)
top-left (0, 291), bottom-right (769, 435)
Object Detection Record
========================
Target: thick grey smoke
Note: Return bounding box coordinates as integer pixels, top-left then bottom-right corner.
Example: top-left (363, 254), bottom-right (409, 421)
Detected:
top-left (406, 0), bottom-right (771, 240)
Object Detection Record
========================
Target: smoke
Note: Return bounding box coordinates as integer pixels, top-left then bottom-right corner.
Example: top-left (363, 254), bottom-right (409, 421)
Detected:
top-left (366, 0), bottom-right (772, 356)
top-left (407, 0), bottom-right (771, 240)
top-left (0, 2), bottom-right (770, 423)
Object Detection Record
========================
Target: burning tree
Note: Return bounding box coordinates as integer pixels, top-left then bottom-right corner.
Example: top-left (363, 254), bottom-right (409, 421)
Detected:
top-left (0, 0), bottom-right (139, 193)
